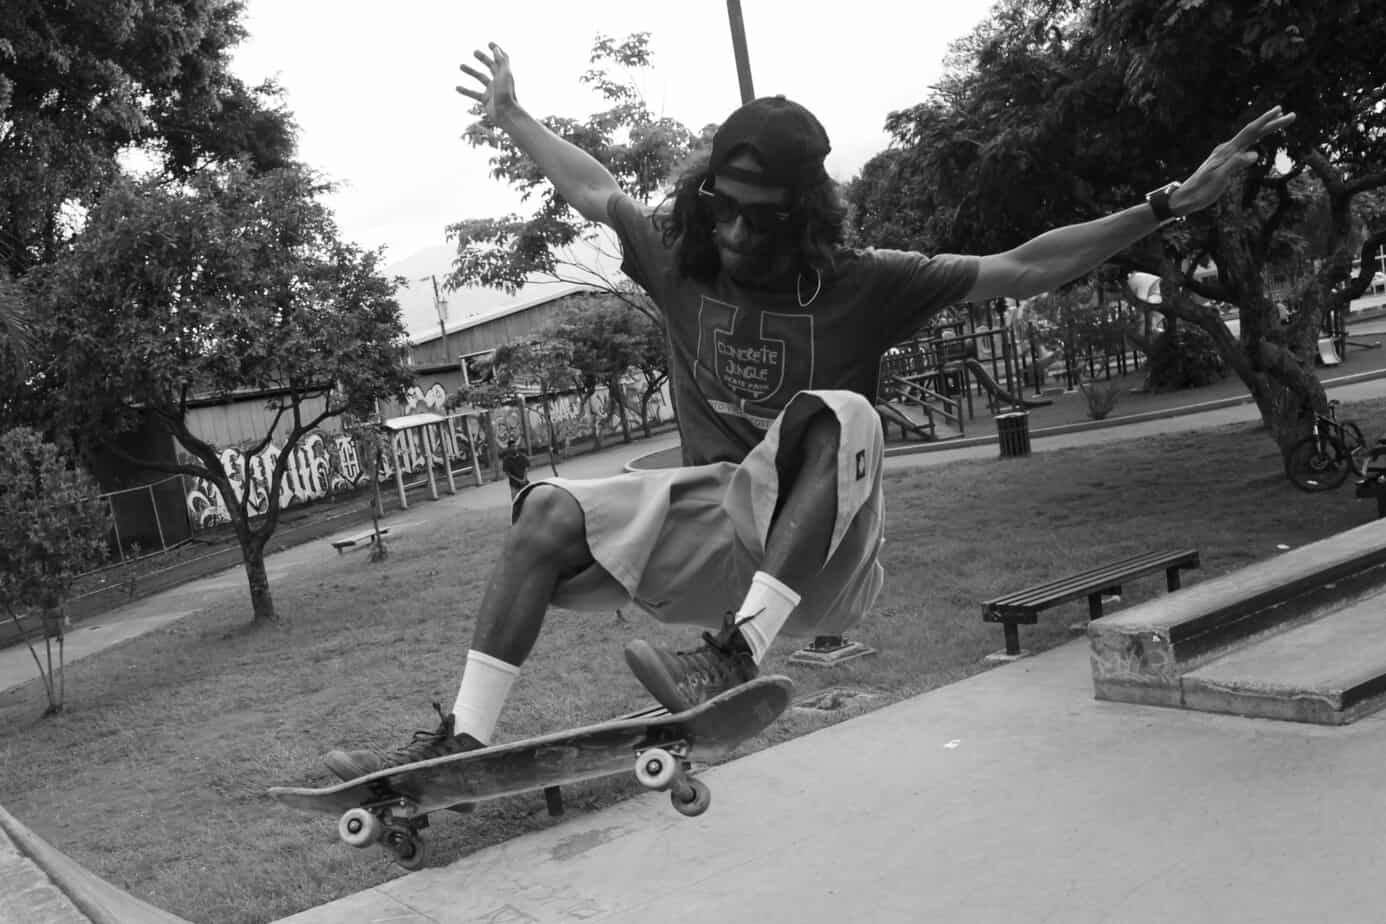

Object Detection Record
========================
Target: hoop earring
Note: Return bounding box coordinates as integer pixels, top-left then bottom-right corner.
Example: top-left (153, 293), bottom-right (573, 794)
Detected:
top-left (796, 267), bottom-right (822, 308)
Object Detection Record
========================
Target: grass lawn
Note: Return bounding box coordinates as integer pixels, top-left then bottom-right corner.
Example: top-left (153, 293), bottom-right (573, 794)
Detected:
top-left (3, 397), bottom-right (1385, 924)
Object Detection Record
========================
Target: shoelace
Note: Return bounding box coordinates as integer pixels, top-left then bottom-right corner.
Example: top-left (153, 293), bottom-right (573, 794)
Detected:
top-left (381, 701), bottom-right (454, 762)
top-left (672, 613), bottom-right (756, 689)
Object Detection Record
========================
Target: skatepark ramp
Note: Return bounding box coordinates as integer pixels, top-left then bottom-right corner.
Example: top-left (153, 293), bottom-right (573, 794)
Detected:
top-left (1089, 517), bottom-right (1386, 725)
top-left (0, 804), bottom-right (192, 924)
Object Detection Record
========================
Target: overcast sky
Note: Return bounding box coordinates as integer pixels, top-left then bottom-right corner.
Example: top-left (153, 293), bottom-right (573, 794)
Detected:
top-left (229, 0), bottom-right (1001, 266)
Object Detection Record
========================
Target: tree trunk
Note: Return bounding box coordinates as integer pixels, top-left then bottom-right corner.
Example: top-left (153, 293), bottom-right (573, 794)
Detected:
top-left (478, 411), bottom-right (500, 482)
top-left (588, 394), bottom-right (603, 451)
top-left (1243, 367), bottom-right (1325, 453)
top-left (543, 399), bottom-right (560, 476)
top-left (242, 540), bottom-right (278, 624)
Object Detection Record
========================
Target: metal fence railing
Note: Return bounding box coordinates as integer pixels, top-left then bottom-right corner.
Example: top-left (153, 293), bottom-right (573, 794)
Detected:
top-left (95, 474), bottom-right (194, 568)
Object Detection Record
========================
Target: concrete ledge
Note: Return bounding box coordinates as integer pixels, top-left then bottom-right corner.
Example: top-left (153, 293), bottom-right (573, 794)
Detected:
top-left (0, 805), bottom-right (192, 924)
top-left (1178, 593), bottom-right (1386, 725)
top-left (0, 834), bottom-right (87, 924)
top-left (1089, 518), bottom-right (1386, 708)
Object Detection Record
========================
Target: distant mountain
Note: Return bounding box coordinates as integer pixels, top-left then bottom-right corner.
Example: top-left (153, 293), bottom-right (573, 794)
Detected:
top-left (384, 234), bottom-right (626, 340)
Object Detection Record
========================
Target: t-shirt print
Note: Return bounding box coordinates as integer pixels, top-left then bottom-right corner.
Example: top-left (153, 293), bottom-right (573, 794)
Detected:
top-left (696, 295), bottom-right (815, 428)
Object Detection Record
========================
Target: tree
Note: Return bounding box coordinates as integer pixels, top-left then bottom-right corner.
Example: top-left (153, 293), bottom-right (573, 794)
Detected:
top-left (623, 308), bottom-right (673, 438)
top-left (543, 293), bottom-right (671, 446)
top-left (29, 164), bottom-right (413, 624)
top-left (482, 340), bottom-right (582, 476)
top-left (445, 32), bottom-right (698, 326)
top-left (850, 0), bottom-right (1386, 452)
top-left (0, 0), bottom-right (294, 279)
top-left (0, 428), bottom-right (109, 715)
top-left (0, 273), bottom-right (31, 432)
top-left (0, 0), bottom-right (294, 441)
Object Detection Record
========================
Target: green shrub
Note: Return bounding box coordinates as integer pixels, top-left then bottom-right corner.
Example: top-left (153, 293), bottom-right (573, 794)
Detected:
top-left (1077, 378), bottom-right (1123, 420)
top-left (1144, 323), bottom-right (1228, 392)
top-left (0, 428), bottom-right (110, 714)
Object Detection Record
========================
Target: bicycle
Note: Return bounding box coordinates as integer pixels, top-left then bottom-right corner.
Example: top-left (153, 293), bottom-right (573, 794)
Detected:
top-left (1284, 399), bottom-right (1367, 492)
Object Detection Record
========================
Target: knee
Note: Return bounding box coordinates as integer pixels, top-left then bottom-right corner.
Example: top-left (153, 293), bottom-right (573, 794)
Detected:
top-left (510, 485), bottom-right (588, 560)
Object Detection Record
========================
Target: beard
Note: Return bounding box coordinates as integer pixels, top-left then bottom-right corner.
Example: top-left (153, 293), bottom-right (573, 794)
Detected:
top-left (716, 236), bottom-right (795, 288)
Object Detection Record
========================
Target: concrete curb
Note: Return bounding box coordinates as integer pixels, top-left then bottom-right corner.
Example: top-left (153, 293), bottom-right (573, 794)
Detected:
top-left (0, 806), bottom-right (193, 924)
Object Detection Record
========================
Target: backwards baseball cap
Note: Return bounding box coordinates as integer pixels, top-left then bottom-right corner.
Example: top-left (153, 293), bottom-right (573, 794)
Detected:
top-left (709, 95), bottom-right (831, 188)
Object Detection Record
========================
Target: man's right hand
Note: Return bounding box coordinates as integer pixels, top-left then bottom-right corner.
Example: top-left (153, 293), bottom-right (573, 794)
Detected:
top-left (453, 39), bottom-right (623, 225)
top-left (457, 42), bottom-right (518, 123)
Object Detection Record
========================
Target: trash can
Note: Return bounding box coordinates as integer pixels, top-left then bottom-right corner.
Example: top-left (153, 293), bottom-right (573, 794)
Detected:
top-left (996, 411), bottom-right (1031, 458)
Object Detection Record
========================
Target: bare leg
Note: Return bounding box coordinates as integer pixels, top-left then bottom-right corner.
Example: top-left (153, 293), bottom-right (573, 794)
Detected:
top-left (760, 410), bottom-right (840, 591)
top-left (472, 485), bottom-right (595, 665)
top-left (624, 411), bottom-right (851, 710)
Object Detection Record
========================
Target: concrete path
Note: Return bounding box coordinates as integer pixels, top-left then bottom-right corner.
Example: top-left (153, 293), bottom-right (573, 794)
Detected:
top-left (277, 638), bottom-right (1386, 924)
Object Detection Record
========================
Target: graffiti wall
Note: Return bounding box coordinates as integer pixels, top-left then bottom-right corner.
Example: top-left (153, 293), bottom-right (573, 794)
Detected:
top-left (173, 373), bottom-right (668, 530)
top-left (182, 430), bottom-right (363, 528)
top-left (499, 382), bottom-right (671, 451)
top-left (179, 415), bottom-right (486, 530)
top-left (178, 376), bottom-right (485, 529)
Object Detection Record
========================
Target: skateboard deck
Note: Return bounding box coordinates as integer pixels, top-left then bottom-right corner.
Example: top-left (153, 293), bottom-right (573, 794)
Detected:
top-left (268, 675), bottom-right (793, 868)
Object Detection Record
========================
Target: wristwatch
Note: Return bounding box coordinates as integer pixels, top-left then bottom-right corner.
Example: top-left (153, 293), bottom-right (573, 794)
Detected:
top-left (1145, 181), bottom-right (1183, 225)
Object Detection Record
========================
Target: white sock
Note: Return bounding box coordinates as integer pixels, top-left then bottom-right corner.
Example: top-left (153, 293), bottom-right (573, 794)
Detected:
top-left (450, 649), bottom-right (520, 744)
top-left (734, 572), bottom-right (801, 664)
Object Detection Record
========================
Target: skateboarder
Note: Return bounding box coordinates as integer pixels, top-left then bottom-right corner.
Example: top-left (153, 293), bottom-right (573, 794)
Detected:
top-left (499, 438), bottom-right (530, 499)
top-left (322, 41), bottom-right (1294, 779)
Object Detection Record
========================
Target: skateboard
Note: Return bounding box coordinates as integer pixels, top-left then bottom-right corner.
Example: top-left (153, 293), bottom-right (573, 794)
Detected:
top-left (268, 675), bottom-right (793, 869)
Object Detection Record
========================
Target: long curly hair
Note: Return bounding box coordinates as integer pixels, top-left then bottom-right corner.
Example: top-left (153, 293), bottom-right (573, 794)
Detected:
top-left (656, 151), bottom-right (847, 284)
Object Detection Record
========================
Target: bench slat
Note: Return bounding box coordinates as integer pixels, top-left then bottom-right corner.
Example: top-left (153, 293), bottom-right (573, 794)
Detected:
top-left (993, 550), bottom-right (1196, 600)
top-left (982, 548), bottom-right (1200, 658)
top-left (985, 550), bottom-right (1199, 614)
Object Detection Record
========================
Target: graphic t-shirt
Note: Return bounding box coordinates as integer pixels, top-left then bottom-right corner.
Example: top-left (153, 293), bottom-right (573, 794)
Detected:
top-left (608, 193), bottom-right (979, 466)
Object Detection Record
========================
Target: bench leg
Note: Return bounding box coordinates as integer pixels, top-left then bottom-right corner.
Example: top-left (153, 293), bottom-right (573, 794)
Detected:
top-left (544, 785), bottom-right (564, 817)
top-left (1088, 594), bottom-right (1104, 622)
top-left (1166, 567), bottom-right (1183, 592)
top-left (1003, 622), bottom-right (1021, 656)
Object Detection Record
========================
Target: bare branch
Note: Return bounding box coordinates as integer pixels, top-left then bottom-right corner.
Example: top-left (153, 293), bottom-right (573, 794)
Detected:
top-left (240, 401), bottom-right (294, 459)
top-left (1302, 148), bottom-right (1346, 195)
top-left (1345, 172), bottom-right (1386, 197)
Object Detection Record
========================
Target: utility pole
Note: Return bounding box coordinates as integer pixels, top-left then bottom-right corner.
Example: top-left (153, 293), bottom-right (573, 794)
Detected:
top-left (422, 274), bottom-right (450, 364)
top-left (726, 1), bottom-right (755, 103)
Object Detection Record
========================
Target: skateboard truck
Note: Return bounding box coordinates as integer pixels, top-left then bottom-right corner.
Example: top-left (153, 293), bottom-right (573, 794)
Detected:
top-left (633, 743), bottom-right (710, 817)
top-left (338, 799), bottom-right (431, 871)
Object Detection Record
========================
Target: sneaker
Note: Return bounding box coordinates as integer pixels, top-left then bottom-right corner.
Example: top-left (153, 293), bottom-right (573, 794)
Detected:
top-left (322, 702), bottom-right (486, 781)
top-left (624, 615), bottom-right (759, 713)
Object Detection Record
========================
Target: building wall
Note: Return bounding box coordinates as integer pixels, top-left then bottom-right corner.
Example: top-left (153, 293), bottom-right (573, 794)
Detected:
top-left (410, 291), bottom-right (589, 370)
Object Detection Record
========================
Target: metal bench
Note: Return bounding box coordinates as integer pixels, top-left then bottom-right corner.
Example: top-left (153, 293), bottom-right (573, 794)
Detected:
top-left (329, 527), bottom-right (389, 554)
top-left (541, 702), bottom-right (671, 816)
top-left (982, 548), bottom-right (1200, 658)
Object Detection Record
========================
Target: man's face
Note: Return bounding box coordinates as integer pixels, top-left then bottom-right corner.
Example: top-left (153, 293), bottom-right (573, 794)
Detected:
top-left (708, 153), bottom-right (795, 287)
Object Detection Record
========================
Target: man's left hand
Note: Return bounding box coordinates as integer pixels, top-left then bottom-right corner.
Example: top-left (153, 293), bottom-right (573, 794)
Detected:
top-left (1169, 105), bottom-right (1297, 217)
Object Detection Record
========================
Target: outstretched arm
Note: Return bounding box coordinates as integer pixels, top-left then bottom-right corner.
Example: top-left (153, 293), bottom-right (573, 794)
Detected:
top-left (458, 43), bottom-right (623, 225)
top-left (965, 106), bottom-right (1297, 302)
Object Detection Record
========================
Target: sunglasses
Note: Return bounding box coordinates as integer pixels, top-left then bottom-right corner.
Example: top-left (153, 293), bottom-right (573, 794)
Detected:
top-left (697, 179), bottom-right (791, 234)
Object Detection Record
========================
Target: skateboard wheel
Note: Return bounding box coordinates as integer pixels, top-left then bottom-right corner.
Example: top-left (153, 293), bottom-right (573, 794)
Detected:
top-left (634, 748), bottom-right (679, 790)
top-left (385, 829), bottom-right (428, 871)
top-left (338, 808), bottom-right (382, 848)
top-left (670, 777), bottom-right (711, 817)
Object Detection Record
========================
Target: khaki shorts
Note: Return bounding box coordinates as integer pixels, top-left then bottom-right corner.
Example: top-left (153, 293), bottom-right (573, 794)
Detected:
top-left (517, 390), bottom-right (885, 637)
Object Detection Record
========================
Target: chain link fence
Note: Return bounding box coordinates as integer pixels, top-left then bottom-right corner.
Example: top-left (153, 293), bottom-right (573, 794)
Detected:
top-left (94, 474), bottom-right (194, 568)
